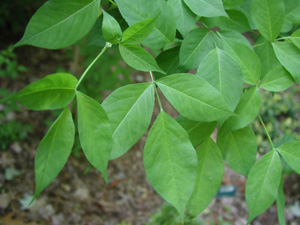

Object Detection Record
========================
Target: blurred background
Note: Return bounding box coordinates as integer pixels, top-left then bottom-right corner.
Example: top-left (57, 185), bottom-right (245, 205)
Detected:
top-left (0, 0), bottom-right (300, 224)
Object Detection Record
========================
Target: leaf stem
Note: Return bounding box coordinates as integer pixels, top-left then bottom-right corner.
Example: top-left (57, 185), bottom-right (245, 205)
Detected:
top-left (258, 114), bottom-right (274, 150)
top-left (108, 0), bottom-right (117, 6)
top-left (149, 71), bottom-right (163, 111)
top-left (76, 42), bottom-right (112, 89)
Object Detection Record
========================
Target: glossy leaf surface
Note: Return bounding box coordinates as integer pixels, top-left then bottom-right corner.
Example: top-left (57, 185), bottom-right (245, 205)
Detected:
top-left (217, 126), bottom-right (257, 177)
top-left (157, 74), bottom-right (233, 122)
top-left (77, 91), bottom-right (112, 183)
top-left (187, 138), bottom-right (224, 217)
top-left (144, 111), bottom-right (197, 220)
top-left (277, 141), bottom-right (300, 174)
top-left (246, 151), bottom-right (282, 223)
top-left (16, 0), bottom-right (100, 49)
top-left (7, 73), bottom-right (77, 110)
top-left (102, 83), bottom-right (155, 159)
top-left (35, 107), bottom-right (75, 197)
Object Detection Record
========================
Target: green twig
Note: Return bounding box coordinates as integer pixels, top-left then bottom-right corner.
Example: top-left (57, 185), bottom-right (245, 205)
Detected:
top-left (149, 71), bottom-right (163, 111)
top-left (258, 114), bottom-right (275, 150)
top-left (76, 42), bottom-right (112, 89)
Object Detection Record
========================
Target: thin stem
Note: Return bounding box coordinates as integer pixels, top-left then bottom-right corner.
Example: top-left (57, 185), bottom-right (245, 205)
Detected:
top-left (258, 114), bottom-right (275, 150)
top-left (76, 42), bottom-right (112, 89)
top-left (108, 0), bottom-right (117, 6)
top-left (276, 36), bottom-right (290, 41)
top-left (149, 71), bottom-right (163, 111)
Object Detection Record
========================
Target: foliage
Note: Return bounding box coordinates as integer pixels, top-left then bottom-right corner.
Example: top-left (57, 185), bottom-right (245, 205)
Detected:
top-left (2, 0), bottom-right (300, 224)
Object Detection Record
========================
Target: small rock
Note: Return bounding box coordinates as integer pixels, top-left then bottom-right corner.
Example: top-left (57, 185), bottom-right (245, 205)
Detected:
top-left (11, 142), bottom-right (22, 153)
top-left (0, 194), bottom-right (10, 209)
top-left (73, 187), bottom-right (90, 201)
top-left (51, 213), bottom-right (65, 225)
top-left (234, 218), bottom-right (247, 225)
top-left (39, 204), bottom-right (55, 219)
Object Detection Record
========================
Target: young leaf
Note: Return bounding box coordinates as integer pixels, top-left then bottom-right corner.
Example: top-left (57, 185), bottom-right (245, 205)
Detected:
top-left (176, 115), bottom-right (217, 147)
top-left (277, 176), bottom-right (286, 225)
top-left (121, 15), bottom-right (157, 44)
top-left (102, 11), bottom-right (122, 44)
top-left (223, 0), bottom-right (246, 9)
top-left (202, 10), bottom-right (251, 33)
top-left (144, 111), bottom-right (198, 221)
top-left (197, 48), bottom-right (244, 111)
top-left (254, 37), bottom-right (281, 78)
top-left (246, 151), bottom-right (282, 223)
top-left (184, 0), bottom-right (227, 17)
top-left (76, 91), bottom-right (112, 183)
top-left (277, 141), bottom-right (300, 174)
top-left (167, 0), bottom-right (197, 37)
top-left (217, 126), bottom-right (257, 177)
top-left (102, 82), bottom-right (155, 159)
top-left (187, 138), bottom-right (224, 217)
top-left (115, 0), bottom-right (176, 49)
top-left (221, 87), bottom-right (261, 133)
top-left (156, 74), bottom-right (233, 122)
top-left (5, 73), bottom-right (77, 110)
top-left (272, 42), bottom-right (300, 84)
top-left (35, 107), bottom-right (75, 198)
top-left (119, 43), bottom-right (165, 73)
top-left (222, 38), bottom-right (261, 85)
top-left (259, 66), bottom-right (294, 92)
top-left (290, 29), bottom-right (300, 49)
top-left (251, 0), bottom-right (285, 41)
top-left (179, 28), bottom-right (215, 69)
top-left (16, 0), bottom-right (101, 49)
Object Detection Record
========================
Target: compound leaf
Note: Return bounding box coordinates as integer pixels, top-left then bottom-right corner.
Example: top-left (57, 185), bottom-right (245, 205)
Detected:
top-left (251, 0), bottom-right (285, 41)
top-left (187, 138), bottom-right (224, 217)
top-left (102, 82), bottom-right (155, 159)
top-left (76, 91), bottom-right (112, 183)
top-left (217, 126), bottom-right (257, 177)
top-left (277, 141), bottom-right (300, 174)
top-left (176, 115), bottom-right (217, 147)
top-left (144, 111), bottom-right (197, 221)
top-left (184, 0), bottom-right (227, 17)
top-left (35, 107), bottom-right (75, 197)
top-left (102, 11), bottom-right (122, 44)
top-left (246, 151), bottom-right (282, 223)
top-left (273, 42), bottom-right (300, 84)
top-left (259, 66), bottom-right (294, 92)
top-left (119, 43), bottom-right (165, 73)
top-left (16, 0), bottom-right (100, 49)
top-left (157, 74), bottom-right (233, 122)
top-left (6, 73), bottom-right (77, 110)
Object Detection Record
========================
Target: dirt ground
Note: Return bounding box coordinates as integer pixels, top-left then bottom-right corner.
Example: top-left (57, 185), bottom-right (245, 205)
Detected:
top-left (1, 37), bottom-right (300, 225)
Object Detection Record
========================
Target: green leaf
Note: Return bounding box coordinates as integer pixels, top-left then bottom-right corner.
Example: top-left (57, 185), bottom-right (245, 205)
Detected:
top-left (102, 11), bottom-right (122, 44)
top-left (221, 38), bottom-right (261, 85)
top-left (246, 151), bottom-right (282, 223)
top-left (217, 126), bottom-right (257, 177)
top-left (157, 74), bottom-right (233, 122)
top-left (237, 0), bottom-right (256, 29)
top-left (35, 107), bottom-right (75, 197)
top-left (16, 0), bottom-right (101, 49)
top-left (221, 87), bottom-right (261, 133)
top-left (283, 0), bottom-right (300, 31)
top-left (254, 37), bottom-right (281, 78)
top-left (115, 0), bottom-right (176, 49)
top-left (167, 0), bottom-right (197, 37)
top-left (214, 30), bottom-right (252, 48)
top-left (291, 29), bottom-right (300, 49)
top-left (259, 66), bottom-right (294, 92)
top-left (179, 28), bottom-right (215, 69)
top-left (121, 15), bottom-right (158, 44)
top-left (272, 42), bottom-right (300, 84)
top-left (76, 91), bottom-right (112, 183)
top-left (119, 43), bottom-right (165, 73)
top-left (197, 48), bottom-right (244, 111)
top-left (277, 141), bottom-right (300, 174)
top-left (187, 138), bottom-right (224, 217)
top-left (102, 82), bottom-right (155, 159)
top-left (176, 115), bottom-right (217, 147)
top-left (251, 0), bottom-right (285, 41)
top-left (184, 0), bottom-right (227, 17)
top-left (202, 10), bottom-right (251, 33)
top-left (144, 111), bottom-right (197, 221)
top-left (276, 176), bottom-right (286, 225)
top-left (6, 73), bottom-right (77, 110)
top-left (223, 0), bottom-right (246, 9)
